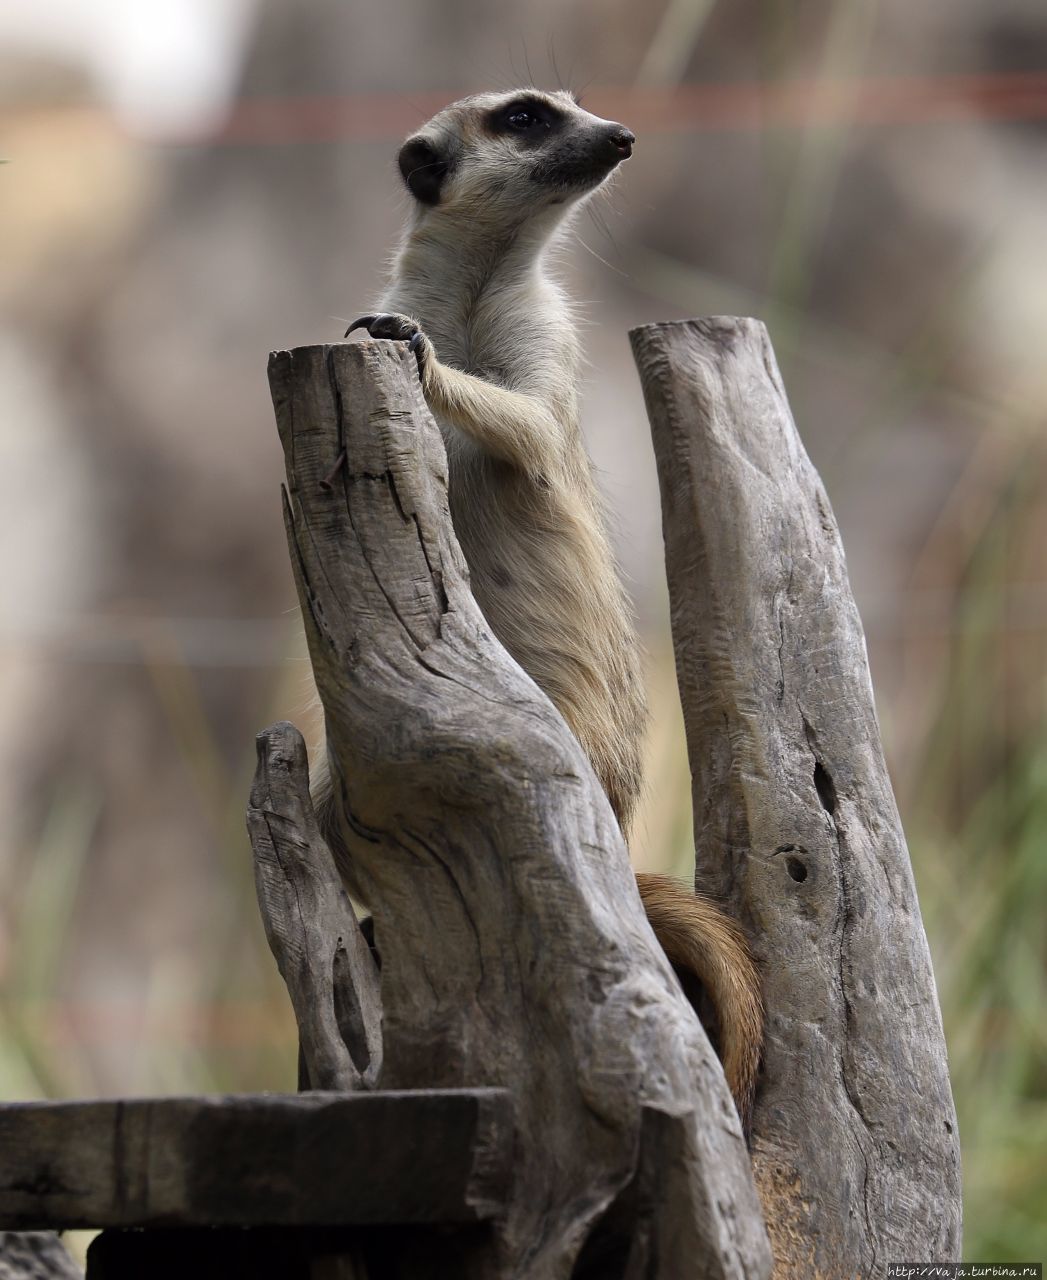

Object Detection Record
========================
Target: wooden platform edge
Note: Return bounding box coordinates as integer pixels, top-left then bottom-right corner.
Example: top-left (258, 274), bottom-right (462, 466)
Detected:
top-left (0, 1089), bottom-right (513, 1231)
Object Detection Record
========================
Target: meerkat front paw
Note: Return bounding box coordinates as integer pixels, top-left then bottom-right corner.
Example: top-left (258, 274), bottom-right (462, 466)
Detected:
top-left (345, 313), bottom-right (432, 381)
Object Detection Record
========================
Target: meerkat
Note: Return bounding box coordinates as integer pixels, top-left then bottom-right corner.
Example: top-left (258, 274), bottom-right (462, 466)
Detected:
top-left (313, 88), bottom-right (762, 1124)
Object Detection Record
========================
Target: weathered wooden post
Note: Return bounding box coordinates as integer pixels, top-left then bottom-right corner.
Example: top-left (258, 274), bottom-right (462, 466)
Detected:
top-left (631, 318), bottom-right (962, 1274)
top-left (256, 339), bottom-right (770, 1278)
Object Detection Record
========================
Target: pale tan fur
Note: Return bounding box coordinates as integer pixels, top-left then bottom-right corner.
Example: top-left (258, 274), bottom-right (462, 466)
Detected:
top-left (313, 89), bottom-right (762, 1121)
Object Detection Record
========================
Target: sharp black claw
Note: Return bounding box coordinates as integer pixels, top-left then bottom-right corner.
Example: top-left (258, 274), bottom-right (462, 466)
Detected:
top-left (408, 332), bottom-right (424, 353)
top-left (345, 315), bottom-right (377, 338)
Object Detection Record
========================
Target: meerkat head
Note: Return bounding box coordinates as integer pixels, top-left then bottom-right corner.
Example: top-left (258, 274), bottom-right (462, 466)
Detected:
top-left (396, 89), bottom-right (634, 225)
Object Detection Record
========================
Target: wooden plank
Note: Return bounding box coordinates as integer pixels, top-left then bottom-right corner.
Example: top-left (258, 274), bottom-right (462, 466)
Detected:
top-left (0, 1090), bottom-right (511, 1231)
top-left (631, 317), bottom-right (962, 1274)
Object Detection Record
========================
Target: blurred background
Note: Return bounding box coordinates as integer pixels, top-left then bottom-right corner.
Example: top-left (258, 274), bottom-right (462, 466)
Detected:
top-left (1, 0), bottom-right (1044, 1261)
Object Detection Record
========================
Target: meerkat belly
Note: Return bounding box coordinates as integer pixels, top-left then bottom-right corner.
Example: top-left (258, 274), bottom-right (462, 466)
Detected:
top-left (447, 453), bottom-right (647, 831)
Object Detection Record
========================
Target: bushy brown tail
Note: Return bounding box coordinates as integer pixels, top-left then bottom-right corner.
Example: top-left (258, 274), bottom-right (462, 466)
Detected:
top-left (636, 872), bottom-right (763, 1130)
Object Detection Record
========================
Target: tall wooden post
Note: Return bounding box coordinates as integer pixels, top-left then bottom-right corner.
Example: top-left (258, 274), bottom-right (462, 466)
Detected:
top-left (632, 317), bottom-right (962, 1274)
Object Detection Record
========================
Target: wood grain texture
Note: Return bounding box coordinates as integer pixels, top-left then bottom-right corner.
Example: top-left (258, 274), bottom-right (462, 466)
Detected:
top-left (0, 1091), bottom-right (510, 1230)
top-left (266, 340), bottom-right (772, 1279)
top-left (248, 720), bottom-right (382, 1090)
top-left (630, 318), bottom-right (962, 1275)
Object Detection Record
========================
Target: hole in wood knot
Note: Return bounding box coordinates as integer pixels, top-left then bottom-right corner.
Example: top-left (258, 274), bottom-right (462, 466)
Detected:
top-left (785, 856), bottom-right (808, 883)
top-left (813, 759), bottom-right (837, 815)
top-left (332, 939), bottom-right (374, 1075)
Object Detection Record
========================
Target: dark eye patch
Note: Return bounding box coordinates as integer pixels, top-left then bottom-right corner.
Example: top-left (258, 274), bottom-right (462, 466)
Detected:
top-left (486, 96), bottom-right (564, 141)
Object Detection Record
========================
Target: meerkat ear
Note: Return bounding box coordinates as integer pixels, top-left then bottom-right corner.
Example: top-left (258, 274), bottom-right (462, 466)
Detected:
top-left (397, 138), bottom-right (448, 205)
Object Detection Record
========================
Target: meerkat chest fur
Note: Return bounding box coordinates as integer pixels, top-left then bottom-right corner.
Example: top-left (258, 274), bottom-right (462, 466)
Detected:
top-left (370, 90), bottom-right (647, 830)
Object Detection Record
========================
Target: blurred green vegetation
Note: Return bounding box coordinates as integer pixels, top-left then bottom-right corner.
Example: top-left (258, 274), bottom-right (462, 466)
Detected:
top-left (907, 439), bottom-right (1047, 1260)
top-left (0, 668), bottom-right (299, 1106)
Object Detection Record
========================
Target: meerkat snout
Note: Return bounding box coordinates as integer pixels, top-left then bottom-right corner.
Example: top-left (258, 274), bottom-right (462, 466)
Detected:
top-left (608, 126), bottom-right (635, 159)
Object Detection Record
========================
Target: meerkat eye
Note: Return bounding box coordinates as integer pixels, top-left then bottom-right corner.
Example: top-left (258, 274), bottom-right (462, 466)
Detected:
top-left (488, 99), bottom-right (560, 137)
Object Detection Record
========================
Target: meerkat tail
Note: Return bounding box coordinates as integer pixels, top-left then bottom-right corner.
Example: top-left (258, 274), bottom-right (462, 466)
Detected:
top-left (635, 871), bottom-right (763, 1129)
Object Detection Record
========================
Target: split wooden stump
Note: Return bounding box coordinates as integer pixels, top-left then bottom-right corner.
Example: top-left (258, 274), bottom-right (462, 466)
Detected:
top-left (0, 319), bottom-right (960, 1278)
top-left (259, 339), bottom-right (769, 1279)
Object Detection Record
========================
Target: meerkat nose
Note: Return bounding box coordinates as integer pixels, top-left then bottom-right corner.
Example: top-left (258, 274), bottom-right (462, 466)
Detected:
top-left (608, 126), bottom-right (635, 158)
